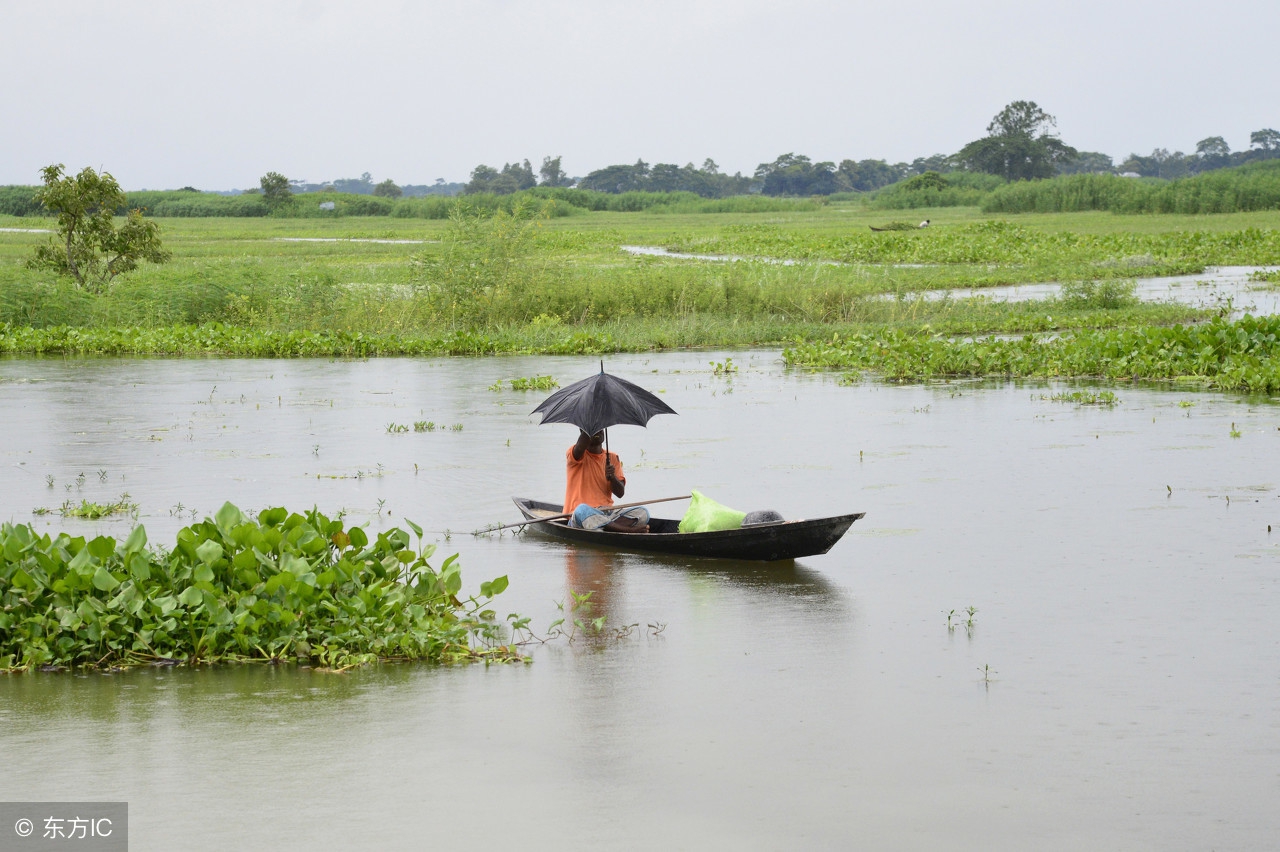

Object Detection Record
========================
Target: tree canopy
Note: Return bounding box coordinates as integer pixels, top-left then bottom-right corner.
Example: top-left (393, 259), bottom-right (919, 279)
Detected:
top-left (956, 100), bottom-right (1078, 181)
top-left (464, 161), bottom-right (537, 195)
top-left (372, 179), bottom-right (402, 198)
top-left (28, 164), bottom-right (171, 292)
top-left (260, 171), bottom-right (292, 209)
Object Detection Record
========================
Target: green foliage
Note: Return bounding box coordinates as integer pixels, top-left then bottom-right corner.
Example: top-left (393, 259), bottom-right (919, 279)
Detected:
top-left (784, 315), bottom-right (1280, 394)
top-left (0, 503), bottom-right (519, 671)
top-left (869, 171), bottom-right (1004, 209)
top-left (28, 165), bottom-right (172, 292)
top-left (1058, 280), bottom-right (1137, 309)
top-left (0, 185), bottom-right (42, 217)
top-left (756, 153), bottom-right (840, 196)
top-left (373, 179), bottom-right (402, 198)
top-left (983, 161), bottom-right (1280, 214)
top-left (490, 375), bottom-right (559, 391)
top-left (900, 171), bottom-right (950, 192)
top-left (411, 200), bottom-right (550, 326)
top-left (56, 495), bottom-right (139, 519)
top-left (122, 191), bottom-right (269, 217)
top-left (260, 172), bottom-right (292, 210)
top-left (465, 161), bottom-right (537, 195)
top-left (1043, 390), bottom-right (1119, 406)
top-left (955, 100), bottom-right (1078, 181)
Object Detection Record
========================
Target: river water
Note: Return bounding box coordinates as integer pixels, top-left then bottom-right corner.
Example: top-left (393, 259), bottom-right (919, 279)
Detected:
top-left (2, 353), bottom-right (1278, 850)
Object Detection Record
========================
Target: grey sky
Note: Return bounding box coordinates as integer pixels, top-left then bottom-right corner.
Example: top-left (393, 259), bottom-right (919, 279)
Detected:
top-left (4, 0), bottom-right (1278, 190)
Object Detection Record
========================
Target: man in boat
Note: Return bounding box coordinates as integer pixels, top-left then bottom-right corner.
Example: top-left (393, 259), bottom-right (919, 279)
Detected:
top-left (564, 429), bottom-right (649, 533)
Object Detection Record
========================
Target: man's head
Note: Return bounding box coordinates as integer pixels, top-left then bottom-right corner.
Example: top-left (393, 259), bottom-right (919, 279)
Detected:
top-left (579, 429), bottom-right (605, 451)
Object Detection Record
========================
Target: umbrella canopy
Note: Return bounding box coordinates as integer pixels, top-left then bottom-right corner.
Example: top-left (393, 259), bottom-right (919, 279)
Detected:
top-left (531, 366), bottom-right (677, 437)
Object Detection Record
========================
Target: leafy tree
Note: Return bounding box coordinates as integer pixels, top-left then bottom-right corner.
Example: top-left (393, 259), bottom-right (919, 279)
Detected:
top-left (1119, 148), bottom-right (1190, 179)
top-left (836, 158), bottom-right (903, 192)
top-left (28, 164), bottom-right (171, 293)
top-left (1192, 136), bottom-right (1232, 173)
top-left (1057, 151), bottom-right (1114, 175)
top-left (373, 179), bottom-right (403, 198)
top-left (1195, 136), bottom-right (1230, 158)
top-left (539, 156), bottom-right (574, 187)
top-left (332, 172), bottom-right (375, 195)
top-left (906, 154), bottom-right (954, 176)
top-left (956, 100), bottom-right (1077, 180)
top-left (573, 158), bottom-right (755, 197)
top-left (578, 160), bottom-right (652, 193)
top-left (465, 161), bottom-right (536, 195)
top-left (755, 153), bottom-right (839, 195)
top-left (897, 171), bottom-right (950, 192)
top-left (1250, 128), bottom-right (1280, 152)
top-left (260, 171), bottom-right (292, 209)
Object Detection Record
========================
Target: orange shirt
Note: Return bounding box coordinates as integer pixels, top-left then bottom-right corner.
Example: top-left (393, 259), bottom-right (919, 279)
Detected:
top-left (564, 447), bottom-right (624, 513)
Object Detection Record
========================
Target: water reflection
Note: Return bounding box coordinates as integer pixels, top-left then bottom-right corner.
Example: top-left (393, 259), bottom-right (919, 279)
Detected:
top-left (4, 353), bottom-right (1280, 849)
top-left (563, 548), bottom-right (621, 624)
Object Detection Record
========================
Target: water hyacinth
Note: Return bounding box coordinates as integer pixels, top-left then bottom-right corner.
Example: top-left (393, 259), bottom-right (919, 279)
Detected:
top-left (784, 315), bottom-right (1280, 394)
top-left (0, 503), bottom-right (519, 672)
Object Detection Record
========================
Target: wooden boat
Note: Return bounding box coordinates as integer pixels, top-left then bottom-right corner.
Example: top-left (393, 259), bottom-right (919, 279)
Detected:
top-left (512, 498), bottom-right (864, 562)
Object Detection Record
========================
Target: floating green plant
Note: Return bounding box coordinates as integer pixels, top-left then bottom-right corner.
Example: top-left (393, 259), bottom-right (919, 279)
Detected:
top-left (58, 495), bottom-right (138, 519)
top-left (491, 375), bottom-right (559, 392)
top-left (1043, 390), bottom-right (1119, 406)
top-left (0, 503), bottom-right (519, 672)
top-left (710, 357), bottom-right (738, 376)
top-left (1044, 388), bottom-right (1116, 406)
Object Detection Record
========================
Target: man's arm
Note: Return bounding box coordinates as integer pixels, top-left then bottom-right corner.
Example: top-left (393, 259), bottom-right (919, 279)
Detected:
top-left (605, 456), bottom-right (625, 499)
top-left (572, 431), bottom-right (591, 461)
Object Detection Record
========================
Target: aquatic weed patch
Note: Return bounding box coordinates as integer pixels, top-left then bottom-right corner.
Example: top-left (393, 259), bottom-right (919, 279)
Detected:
top-left (0, 322), bottom-right (622, 358)
top-left (1042, 390), bottom-right (1120, 406)
top-left (0, 503), bottom-right (518, 672)
top-left (784, 315), bottom-right (1280, 393)
top-left (662, 221), bottom-right (1280, 273)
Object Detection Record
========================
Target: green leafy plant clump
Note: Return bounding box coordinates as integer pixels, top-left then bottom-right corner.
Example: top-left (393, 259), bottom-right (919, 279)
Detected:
top-left (784, 315), bottom-right (1280, 394)
top-left (490, 375), bottom-right (559, 391)
top-left (1043, 390), bottom-right (1119, 406)
top-left (0, 503), bottom-right (519, 672)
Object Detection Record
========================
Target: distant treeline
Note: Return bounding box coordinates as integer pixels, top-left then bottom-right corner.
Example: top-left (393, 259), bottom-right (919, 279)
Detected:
top-left (0, 185), bottom-right (823, 219)
top-left (5, 161), bottom-right (1280, 219)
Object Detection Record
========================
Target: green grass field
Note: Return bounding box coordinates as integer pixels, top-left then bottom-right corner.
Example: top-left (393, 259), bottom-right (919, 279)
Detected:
top-left (3, 205), bottom-right (1279, 372)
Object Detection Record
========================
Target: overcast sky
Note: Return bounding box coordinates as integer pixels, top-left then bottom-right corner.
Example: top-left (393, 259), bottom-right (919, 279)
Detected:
top-left (4, 0), bottom-right (1278, 190)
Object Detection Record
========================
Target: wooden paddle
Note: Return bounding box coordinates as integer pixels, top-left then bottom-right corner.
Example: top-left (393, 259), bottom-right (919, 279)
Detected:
top-left (480, 494), bottom-right (692, 534)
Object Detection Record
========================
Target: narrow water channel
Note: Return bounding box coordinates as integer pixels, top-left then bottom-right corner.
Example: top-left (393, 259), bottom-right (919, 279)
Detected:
top-left (2, 352), bottom-right (1278, 850)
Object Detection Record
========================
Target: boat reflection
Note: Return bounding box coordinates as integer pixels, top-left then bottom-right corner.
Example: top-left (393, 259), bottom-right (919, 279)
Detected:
top-left (563, 548), bottom-right (622, 624)
top-left (554, 542), bottom-right (844, 612)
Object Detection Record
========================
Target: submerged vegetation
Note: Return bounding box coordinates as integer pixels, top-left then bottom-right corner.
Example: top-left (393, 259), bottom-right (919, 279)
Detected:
top-left (0, 503), bottom-right (518, 672)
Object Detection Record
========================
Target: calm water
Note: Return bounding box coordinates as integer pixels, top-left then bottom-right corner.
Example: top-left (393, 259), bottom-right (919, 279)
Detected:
top-left (2, 353), bottom-right (1279, 850)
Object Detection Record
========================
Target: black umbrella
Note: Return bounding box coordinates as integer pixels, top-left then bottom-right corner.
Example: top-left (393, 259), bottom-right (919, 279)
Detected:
top-left (531, 363), bottom-right (677, 438)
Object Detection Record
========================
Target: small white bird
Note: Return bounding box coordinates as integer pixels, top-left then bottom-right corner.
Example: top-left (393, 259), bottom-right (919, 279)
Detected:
top-left (918, 219), bottom-right (930, 228)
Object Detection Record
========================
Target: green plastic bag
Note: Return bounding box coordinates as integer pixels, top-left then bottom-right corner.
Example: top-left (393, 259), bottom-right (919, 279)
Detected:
top-left (678, 490), bottom-right (746, 533)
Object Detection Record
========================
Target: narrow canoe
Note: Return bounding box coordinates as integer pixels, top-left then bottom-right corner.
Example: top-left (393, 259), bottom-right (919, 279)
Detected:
top-left (512, 498), bottom-right (864, 562)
